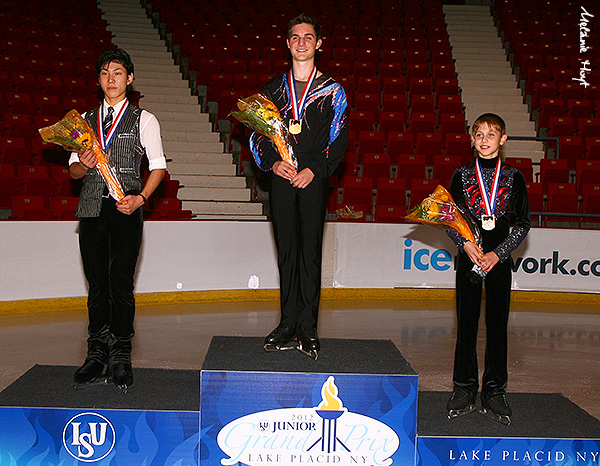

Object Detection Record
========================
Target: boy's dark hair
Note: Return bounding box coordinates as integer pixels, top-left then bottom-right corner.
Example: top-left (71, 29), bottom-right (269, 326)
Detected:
top-left (471, 113), bottom-right (506, 136)
top-left (95, 49), bottom-right (135, 77)
top-left (287, 14), bottom-right (322, 40)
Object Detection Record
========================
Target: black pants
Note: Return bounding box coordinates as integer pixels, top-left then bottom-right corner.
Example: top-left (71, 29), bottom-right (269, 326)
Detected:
top-left (453, 252), bottom-right (512, 400)
top-left (79, 197), bottom-right (143, 346)
top-left (270, 174), bottom-right (329, 332)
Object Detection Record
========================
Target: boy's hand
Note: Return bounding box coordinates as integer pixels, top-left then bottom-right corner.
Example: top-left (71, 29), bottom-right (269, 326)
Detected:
top-left (291, 168), bottom-right (314, 189)
top-left (464, 241), bottom-right (484, 267)
top-left (480, 251), bottom-right (499, 272)
top-left (116, 194), bottom-right (143, 215)
top-left (78, 149), bottom-right (97, 169)
top-left (273, 160), bottom-right (297, 180)
top-left (464, 242), bottom-right (499, 272)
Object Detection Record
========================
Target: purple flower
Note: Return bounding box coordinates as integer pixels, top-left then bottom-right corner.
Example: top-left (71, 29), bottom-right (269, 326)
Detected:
top-left (439, 203), bottom-right (456, 221)
top-left (69, 130), bottom-right (81, 139)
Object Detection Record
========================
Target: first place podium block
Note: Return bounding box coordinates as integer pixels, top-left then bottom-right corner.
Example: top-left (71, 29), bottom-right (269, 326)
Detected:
top-left (200, 336), bottom-right (419, 466)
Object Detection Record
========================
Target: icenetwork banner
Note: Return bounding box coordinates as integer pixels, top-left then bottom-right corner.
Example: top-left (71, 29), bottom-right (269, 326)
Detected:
top-left (334, 224), bottom-right (600, 293)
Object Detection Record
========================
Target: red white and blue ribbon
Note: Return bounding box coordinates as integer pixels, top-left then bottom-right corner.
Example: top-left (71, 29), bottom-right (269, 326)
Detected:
top-left (475, 157), bottom-right (502, 216)
top-left (96, 99), bottom-right (129, 150)
top-left (288, 66), bottom-right (317, 120)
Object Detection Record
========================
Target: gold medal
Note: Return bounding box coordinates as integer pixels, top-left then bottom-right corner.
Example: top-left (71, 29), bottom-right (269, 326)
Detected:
top-left (289, 119), bottom-right (302, 134)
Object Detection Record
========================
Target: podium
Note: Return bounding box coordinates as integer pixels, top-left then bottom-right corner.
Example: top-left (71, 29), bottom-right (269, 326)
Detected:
top-left (200, 336), bottom-right (419, 466)
top-left (0, 337), bottom-right (599, 465)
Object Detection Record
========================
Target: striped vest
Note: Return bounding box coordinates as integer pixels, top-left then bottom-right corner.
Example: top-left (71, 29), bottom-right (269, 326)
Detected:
top-left (76, 105), bottom-right (146, 217)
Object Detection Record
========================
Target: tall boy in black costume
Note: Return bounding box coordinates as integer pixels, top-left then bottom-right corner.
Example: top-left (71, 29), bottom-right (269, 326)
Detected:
top-left (250, 14), bottom-right (348, 359)
top-left (445, 113), bottom-right (530, 424)
top-left (69, 49), bottom-right (166, 392)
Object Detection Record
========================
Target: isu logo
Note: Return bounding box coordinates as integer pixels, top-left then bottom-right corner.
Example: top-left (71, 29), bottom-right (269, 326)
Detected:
top-left (62, 412), bottom-right (116, 462)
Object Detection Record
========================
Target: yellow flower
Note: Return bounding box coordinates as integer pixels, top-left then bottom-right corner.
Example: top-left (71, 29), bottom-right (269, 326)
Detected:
top-left (427, 202), bottom-right (440, 218)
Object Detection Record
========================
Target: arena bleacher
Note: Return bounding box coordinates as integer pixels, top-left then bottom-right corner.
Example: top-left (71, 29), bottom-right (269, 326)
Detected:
top-left (1, 0), bottom-right (598, 227)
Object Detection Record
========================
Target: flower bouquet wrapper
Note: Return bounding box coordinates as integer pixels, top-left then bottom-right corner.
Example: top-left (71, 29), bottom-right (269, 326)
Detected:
top-left (38, 109), bottom-right (125, 202)
top-left (405, 185), bottom-right (486, 280)
top-left (229, 93), bottom-right (298, 169)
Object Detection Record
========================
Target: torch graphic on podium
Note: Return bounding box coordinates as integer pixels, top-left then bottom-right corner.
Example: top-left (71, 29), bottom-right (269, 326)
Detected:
top-left (308, 376), bottom-right (350, 454)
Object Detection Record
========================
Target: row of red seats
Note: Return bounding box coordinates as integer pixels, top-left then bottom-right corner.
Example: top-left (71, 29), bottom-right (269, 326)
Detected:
top-left (346, 130), bottom-right (471, 159)
top-left (536, 98), bottom-right (599, 127)
top-left (530, 82), bottom-right (599, 109)
top-left (526, 183), bottom-right (600, 227)
top-left (327, 176), bottom-right (600, 226)
top-left (4, 196), bottom-right (194, 221)
top-left (2, 73), bottom-right (97, 100)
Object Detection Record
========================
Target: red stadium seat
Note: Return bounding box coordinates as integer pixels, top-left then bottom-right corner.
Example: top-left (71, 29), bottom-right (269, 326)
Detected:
top-left (349, 111), bottom-right (376, 132)
top-left (374, 204), bottom-right (408, 223)
top-left (409, 178), bottom-right (440, 207)
top-left (360, 153), bottom-right (391, 180)
top-left (540, 158), bottom-right (570, 190)
top-left (339, 176), bottom-right (374, 207)
top-left (397, 154), bottom-right (428, 184)
top-left (11, 195), bottom-right (51, 220)
top-left (432, 155), bottom-right (460, 186)
top-left (379, 112), bottom-right (406, 133)
top-left (505, 157), bottom-right (534, 182)
top-left (375, 177), bottom-right (407, 206)
top-left (545, 182), bottom-right (580, 225)
top-left (386, 132), bottom-right (414, 161)
top-left (576, 160), bottom-right (600, 193)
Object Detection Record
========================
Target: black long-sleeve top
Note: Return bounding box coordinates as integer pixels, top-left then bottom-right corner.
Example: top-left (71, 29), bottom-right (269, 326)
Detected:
top-left (446, 156), bottom-right (531, 263)
top-left (249, 72), bottom-right (348, 179)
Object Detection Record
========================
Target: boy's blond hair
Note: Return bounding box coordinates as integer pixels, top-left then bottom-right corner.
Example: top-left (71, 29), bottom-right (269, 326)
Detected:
top-left (471, 113), bottom-right (506, 136)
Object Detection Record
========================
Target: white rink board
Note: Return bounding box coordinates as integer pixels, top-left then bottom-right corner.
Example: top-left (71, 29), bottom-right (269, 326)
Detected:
top-left (334, 223), bottom-right (600, 293)
top-left (1, 221), bottom-right (599, 302)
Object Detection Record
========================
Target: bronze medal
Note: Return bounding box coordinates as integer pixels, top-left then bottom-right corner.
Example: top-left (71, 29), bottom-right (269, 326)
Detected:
top-left (482, 214), bottom-right (495, 231)
top-left (289, 119), bottom-right (302, 134)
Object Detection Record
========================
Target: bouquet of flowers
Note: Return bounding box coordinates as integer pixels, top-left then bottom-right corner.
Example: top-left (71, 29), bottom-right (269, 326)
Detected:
top-left (38, 109), bottom-right (125, 201)
top-left (406, 185), bottom-right (486, 279)
top-left (229, 94), bottom-right (297, 168)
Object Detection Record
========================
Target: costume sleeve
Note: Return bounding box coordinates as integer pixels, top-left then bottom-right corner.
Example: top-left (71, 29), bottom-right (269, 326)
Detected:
top-left (446, 168), bottom-right (469, 251)
top-left (306, 84), bottom-right (348, 179)
top-left (249, 86), bottom-right (282, 171)
top-left (493, 169), bottom-right (531, 263)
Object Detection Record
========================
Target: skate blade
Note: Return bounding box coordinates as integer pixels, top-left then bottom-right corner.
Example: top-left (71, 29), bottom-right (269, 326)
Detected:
top-left (73, 377), bottom-right (108, 390)
top-left (263, 342), bottom-right (298, 352)
top-left (296, 345), bottom-right (318, 360)
top-left (115, 383), bottom-right (129, 394)
top-left (447, 404), bottom-right (477, 420)
top-left (479, 407), bottom-right (511, 425)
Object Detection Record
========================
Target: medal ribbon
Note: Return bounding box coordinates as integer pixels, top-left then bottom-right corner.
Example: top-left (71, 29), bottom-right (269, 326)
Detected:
top-left (96, 99), bottom-right (129, 150)
top-left (288, 66), bottom-right (317, 120)
top-left (475, 157), bottom-right (502, 216)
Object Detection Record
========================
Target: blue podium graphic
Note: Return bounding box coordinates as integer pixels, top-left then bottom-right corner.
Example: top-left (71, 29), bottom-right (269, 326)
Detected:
top-left (200, 371), bottom-right (419, 466)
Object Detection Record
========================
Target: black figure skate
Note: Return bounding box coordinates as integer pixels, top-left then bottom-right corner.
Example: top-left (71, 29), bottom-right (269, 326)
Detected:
top-left (295, 327), bottom-right (320, 360)
top-left (263, 325), bottom-right (297, 352)
top-left (480, 393), bottom-right (512, 425)
top-left (447, 388), bottom-right (477, 420)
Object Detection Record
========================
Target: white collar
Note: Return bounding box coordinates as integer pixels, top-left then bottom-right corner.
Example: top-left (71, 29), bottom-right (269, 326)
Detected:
top-left (102, 98), bottom-right (127, 114)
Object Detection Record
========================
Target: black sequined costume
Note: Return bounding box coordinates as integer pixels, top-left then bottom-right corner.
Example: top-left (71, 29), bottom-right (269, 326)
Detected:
top-left (446, 156), bottom-right (530, 402)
